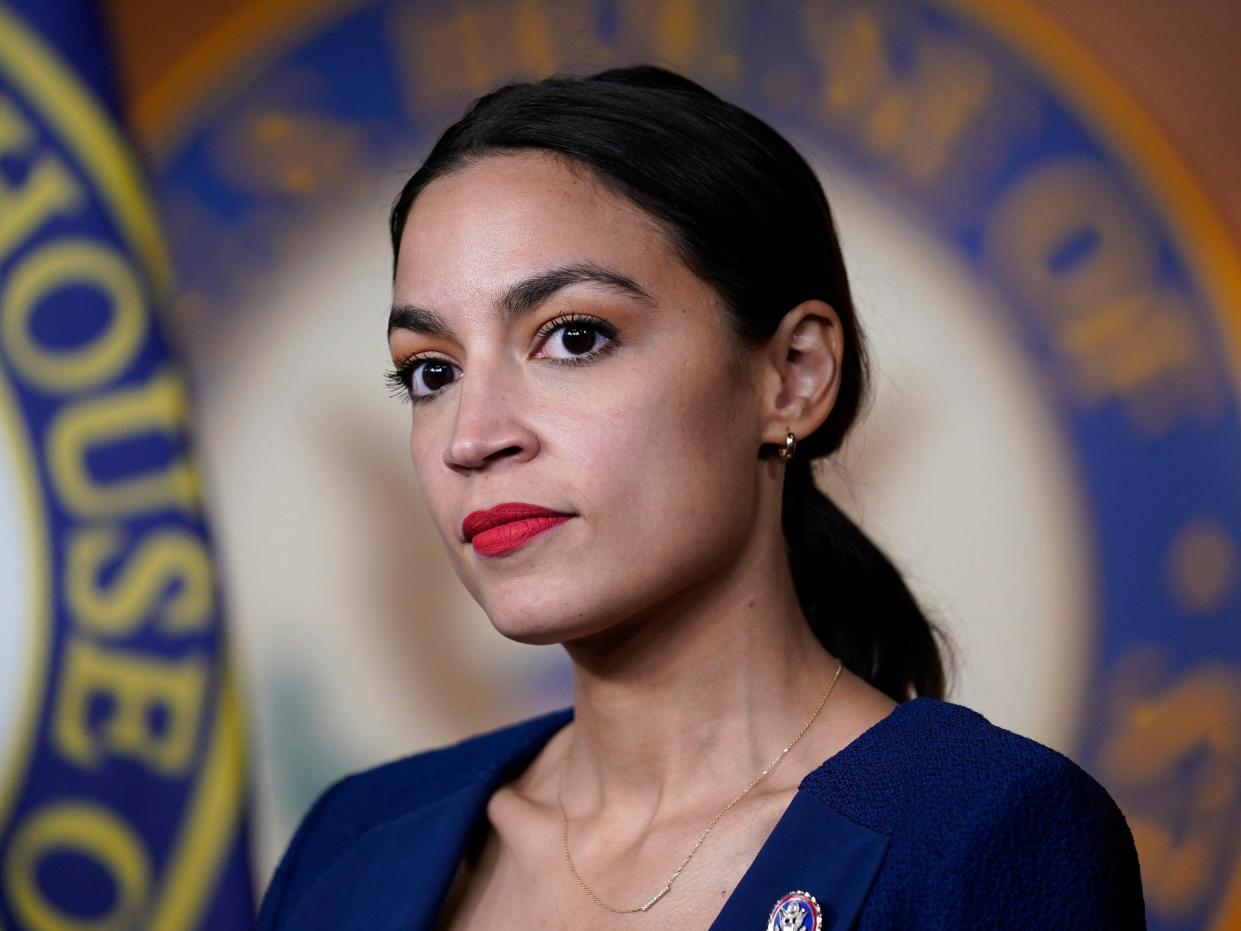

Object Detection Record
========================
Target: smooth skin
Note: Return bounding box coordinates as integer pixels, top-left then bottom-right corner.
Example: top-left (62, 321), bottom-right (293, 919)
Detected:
top-left (387, 151), bottom-right (897, 929)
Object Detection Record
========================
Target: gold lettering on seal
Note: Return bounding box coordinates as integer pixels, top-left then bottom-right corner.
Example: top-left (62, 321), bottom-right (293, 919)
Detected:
top-left (984, 159), bottom-right (1222, 434)
top-left (1, 238), bottom-right (146, 393)
top-left (4, 802), bottom-right (151, 931)
top-left (0, 93), bottom-right (83, 261)
top-left (67, 525), bottom-right (215, 635)
top-left (801, 4), bottom-right (995, 187)
top-left (45, 366), bottom-right (201, 518)
top-left (1095, 647), bottom-right (1241, 919)
top-left (52, 634), bottom-right (208, 776)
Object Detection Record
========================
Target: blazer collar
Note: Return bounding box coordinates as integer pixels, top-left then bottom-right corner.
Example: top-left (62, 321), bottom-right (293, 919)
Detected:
top-left (708, 789), bottom-right (889, 929)
top-left (287, 706), bottom-right (891, 930)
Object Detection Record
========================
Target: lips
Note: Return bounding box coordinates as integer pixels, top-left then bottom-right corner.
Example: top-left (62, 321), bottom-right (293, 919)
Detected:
top-left (461, 502), bottom-right (573, 557)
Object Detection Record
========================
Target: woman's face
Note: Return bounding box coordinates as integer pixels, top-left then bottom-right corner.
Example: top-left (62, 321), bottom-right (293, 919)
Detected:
top-left (389, 152), bottom-right (772, 644)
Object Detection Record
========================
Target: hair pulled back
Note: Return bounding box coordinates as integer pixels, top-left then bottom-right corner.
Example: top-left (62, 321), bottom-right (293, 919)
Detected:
top-left (389, 65), bottom-right (950, 702)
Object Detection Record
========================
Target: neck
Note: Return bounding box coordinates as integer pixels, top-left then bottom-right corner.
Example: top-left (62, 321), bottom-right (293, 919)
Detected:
top-left (557, 526), bottom-right (843, 816)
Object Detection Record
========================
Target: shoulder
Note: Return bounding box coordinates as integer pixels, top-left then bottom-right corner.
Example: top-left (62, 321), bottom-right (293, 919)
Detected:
top-left (804, 697), bottom-right (1146, 928)
top-left (256, 706), bottom-right (572, 929)
top-left (804, 697), bottom-right (1125, 833)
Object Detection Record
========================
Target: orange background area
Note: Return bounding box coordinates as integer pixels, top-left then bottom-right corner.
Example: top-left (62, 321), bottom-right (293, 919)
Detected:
top-left (101, 0), bottom-right (1241, 249)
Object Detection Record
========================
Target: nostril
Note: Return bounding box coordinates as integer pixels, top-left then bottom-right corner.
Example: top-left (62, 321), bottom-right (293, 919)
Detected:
top-left (484, 445), bottom-right (523, 463)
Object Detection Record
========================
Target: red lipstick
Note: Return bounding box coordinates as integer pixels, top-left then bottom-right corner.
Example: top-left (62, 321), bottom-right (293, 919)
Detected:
top-left (462, 502), bottom-right (573, 558)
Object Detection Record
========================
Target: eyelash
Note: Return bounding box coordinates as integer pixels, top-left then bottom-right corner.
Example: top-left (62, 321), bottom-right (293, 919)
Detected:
top-left (383, 313), bottom-right (620, 405)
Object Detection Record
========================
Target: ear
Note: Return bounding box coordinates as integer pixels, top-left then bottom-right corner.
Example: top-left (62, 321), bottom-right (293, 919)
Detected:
top-left (759, 299), bottom-right (844, 451)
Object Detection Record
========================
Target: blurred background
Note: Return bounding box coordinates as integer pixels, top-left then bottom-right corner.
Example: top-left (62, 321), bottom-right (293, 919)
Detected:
top-left (1, 0), bottom-right (1239, 928)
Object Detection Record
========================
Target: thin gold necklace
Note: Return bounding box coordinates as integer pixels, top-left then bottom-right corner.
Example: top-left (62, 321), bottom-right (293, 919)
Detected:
top-left (557, 659), bottom-right (845, 914)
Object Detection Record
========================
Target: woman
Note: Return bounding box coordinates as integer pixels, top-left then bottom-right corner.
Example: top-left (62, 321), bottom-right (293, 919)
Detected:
top-left (257, 66), bottom-right (1145, 929)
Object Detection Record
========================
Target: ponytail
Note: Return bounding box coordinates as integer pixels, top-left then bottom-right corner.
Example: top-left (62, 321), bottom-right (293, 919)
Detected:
top-left (782, 459), bottom-right (951, 702)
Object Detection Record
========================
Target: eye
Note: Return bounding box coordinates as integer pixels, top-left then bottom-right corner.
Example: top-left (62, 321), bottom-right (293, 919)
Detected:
top-left (383, 355), bottom-right (460, 403)
top-left (411, 358), bottom-right (459, 396)
top-left (534, 314), bottom-right (617, 362)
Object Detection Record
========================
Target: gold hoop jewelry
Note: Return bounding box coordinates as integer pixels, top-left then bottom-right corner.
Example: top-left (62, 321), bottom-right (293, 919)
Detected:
top-left (779, 430), bottom-right (797, 462)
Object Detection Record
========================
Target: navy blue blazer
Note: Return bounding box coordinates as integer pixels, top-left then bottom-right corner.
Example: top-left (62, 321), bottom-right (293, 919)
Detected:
top-left (258, 697), bottom-right (1146, 929)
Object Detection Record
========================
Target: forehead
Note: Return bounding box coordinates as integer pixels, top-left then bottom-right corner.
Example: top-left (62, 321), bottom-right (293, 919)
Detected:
top-left (393, 152), bottom-right (684, 303)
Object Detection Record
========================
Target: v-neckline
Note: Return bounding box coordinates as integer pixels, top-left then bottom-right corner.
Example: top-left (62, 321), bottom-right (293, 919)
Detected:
top-left (441, 698), bottom-right (919, 929)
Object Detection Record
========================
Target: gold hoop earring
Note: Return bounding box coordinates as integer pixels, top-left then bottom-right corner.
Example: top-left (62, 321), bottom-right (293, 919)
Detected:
top-left (779, 430), bottom-right (797, 462)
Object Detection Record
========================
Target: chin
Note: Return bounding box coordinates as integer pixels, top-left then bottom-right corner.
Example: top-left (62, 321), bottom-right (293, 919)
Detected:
top-left (485, 610), bottom-right (604, 646)
top-left (478, 585), bottom-right (620, 646)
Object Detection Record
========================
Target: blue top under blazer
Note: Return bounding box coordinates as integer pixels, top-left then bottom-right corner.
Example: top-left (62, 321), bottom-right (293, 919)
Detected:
top-left (257, 696), bottom-right (1146, 930)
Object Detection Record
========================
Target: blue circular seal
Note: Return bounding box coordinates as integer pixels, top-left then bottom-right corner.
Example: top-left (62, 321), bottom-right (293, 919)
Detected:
top-left (151, 1), bottom-right (1241, 927)
top-left (0, 5), bottom-right (252, 928)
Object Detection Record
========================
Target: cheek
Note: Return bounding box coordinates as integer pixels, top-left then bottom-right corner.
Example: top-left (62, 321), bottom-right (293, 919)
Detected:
top-left (553, 350), bottom-right (759, 559)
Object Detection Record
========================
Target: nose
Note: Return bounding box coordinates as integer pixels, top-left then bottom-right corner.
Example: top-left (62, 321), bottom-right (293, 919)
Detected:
top-left (442, 368), bottom-right (539, 472)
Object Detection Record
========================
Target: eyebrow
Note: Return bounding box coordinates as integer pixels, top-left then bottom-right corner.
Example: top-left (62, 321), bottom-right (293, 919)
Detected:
top-left (387, 261), bottom-right (655, 338)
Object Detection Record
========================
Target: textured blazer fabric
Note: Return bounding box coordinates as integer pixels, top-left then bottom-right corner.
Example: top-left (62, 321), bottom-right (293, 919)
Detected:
top-left (258, 697), bottom-right (1146, 930)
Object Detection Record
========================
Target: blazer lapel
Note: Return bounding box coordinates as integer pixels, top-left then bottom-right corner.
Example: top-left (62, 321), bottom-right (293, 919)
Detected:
top-left (282, 709), bottom-right (574, 930)
top-left (709, 790), bottom-right (890, 930)
top-left (283, 779), bottom-right (494, 930)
